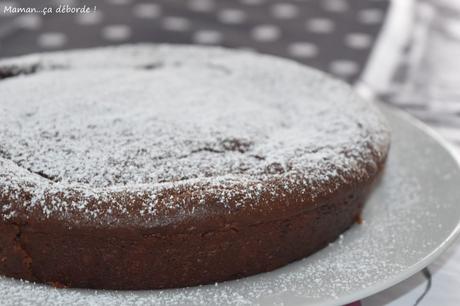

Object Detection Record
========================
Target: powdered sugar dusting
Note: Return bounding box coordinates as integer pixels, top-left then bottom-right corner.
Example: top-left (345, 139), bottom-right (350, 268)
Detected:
top-left (1, 107), bottom-right (459, 305)
top-left (0, 44), bottom-right (390, 224)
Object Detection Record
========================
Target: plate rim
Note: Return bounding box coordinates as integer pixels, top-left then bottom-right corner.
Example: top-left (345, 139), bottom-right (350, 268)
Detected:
top-left (325, 104), bottom-right (460, 306)
top-left (1, 105), bottom-right (459, 306)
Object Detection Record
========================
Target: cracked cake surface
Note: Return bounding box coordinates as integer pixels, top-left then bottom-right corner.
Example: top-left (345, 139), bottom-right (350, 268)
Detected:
top-left (0, 45), bottom-right (390, 289)
top-left (0, 44), bottom-right (390, 229)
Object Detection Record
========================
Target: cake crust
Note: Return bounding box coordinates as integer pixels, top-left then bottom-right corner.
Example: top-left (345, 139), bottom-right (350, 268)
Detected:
top-left (0, 45), bottom-right (390, 289)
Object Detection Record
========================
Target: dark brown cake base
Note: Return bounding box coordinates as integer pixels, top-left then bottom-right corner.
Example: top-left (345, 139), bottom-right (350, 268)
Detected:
top-left (0, 44), bottom-right (391, 290)
top-left (0, 184), bottom-right (369, 290)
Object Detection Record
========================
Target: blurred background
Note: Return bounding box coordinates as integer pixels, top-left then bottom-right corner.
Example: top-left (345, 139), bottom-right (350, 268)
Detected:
top-left (0, 0), bottom-right (389, 84)
top-left (0, 0), bottom-right (459, 305)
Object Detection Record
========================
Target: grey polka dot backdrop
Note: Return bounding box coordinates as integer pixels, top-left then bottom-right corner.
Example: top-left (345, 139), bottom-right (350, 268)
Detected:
top-left (0, 0), bottom-right (389, 83)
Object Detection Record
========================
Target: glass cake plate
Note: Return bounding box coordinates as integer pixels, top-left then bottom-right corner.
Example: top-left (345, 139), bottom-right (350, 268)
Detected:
top-left (1, 104), bottom-right (460, 306)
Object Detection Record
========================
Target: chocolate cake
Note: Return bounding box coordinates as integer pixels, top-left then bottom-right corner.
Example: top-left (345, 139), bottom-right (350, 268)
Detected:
top-left (0, 45), bottom-right (390, 290)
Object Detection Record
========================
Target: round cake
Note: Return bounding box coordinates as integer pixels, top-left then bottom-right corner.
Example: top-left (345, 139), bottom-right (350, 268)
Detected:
top-left (0, 45), bottom-right (390, 290)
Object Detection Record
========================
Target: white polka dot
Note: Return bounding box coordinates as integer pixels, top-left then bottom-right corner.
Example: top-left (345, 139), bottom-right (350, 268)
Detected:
top-left (443, 17), bottom-right (460, 38)
top-left (76, 11), bottom-right (103, 25)
top-left (188, 0), bottom-right (215, 12)
top-left (162, 17), bottom-right (190, 32)
top-left (14, 14), bottom-right (43, 30)
top-left (251, 25), bottom-right (281, 42)
top-left (271, 3), bottom-right (298, 19)
top-left (306, 18), bottom-right (335, 33)
top-left (101, 25), bottom-right (131, 41)
top-left (330, 60), bottom-right (359, 76)
top-left (288, 42), bottom-right (318, 58)
top-left (323, 0), bottom-right (349, 12)
top-left (345, 33), bottom-right (372, 49)
top-left (240, 0), bottom-right (264, 5)
top-left (132, 3), bottom-right (161, 19)
top-left (193, 30), bottom-right (223, 44)
top-left (218, 9), bottom-right (246, 24)
top-left (54, 0), bottom-right (78, 5)
top-left (37, 32), bottom-right (67, 49)
top-left (358, 8), bottom-right (384, 24)
top-left (106, 0), bottom-right (132, 5)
